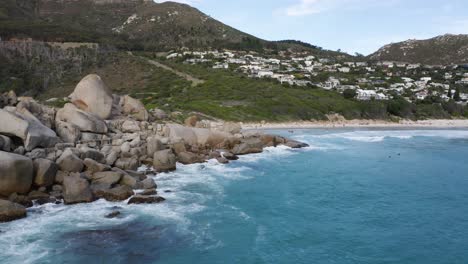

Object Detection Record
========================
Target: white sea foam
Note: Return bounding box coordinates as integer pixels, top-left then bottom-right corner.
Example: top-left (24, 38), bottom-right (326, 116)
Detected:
top-left (295, 129), bottom-right (468, 144)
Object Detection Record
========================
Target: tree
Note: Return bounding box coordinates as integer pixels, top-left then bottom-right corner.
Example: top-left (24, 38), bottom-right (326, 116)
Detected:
top-left (454, 88), bottom-right (461, 101)
top-left (448, 88), bottom-right (452, 98)
top-left (343, 89), bottom-right (357, 99)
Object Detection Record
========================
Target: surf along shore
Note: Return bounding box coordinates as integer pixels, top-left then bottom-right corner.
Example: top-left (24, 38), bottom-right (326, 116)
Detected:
top-left (0, 74), bottom-right (309, 223)
top-left (242, 119), bottom-right (468, 130)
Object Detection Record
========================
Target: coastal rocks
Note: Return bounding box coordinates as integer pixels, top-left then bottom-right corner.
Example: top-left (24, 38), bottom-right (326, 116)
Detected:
top-left (284, 139), bottom-right (310, 149)
top-left (232, 138), bottom-right (264, 155)
top-left (83, 158), bottom-right (110, 173)
top-left (55, 121), bottom-right (81, 143)
top-left (177, 152), bottom-right (205, 165)
top-left (184, 115), bottom-right (199, 127)
top-left (0, 151), bottom-right (33, 196)
top-left (16, 98), bottom-right (56, 129)
top-left (0, 200), bottom-right (27, 222)
top-left (121, 120), bottom-right (141, 133)
top-left (62, 173), bottom-right (94, 204)
top-left (153, 149), bottom-right (176, 173)
top-left (0, 108), bottom-right (60, 151)
top-left (114, 157), bottom-right (139, 171)
top-left (94, 185), bottom-right (134, 202)
top-left (91, 171), bottom-right (122, 186)
top-left (120, 95), bottom-right (149, 121)
top-left (105, 211), bottom-right (121, 219)
top-left (56, 149), bottom-right (84, 173)
top-left (222, 152), bottom-right (239, 160)
top-left (127, 195), bottom-right (165, 205)
top-left (33, 158), bottom-right (58, 187)
top-left (0, 135), bottom-right (11, 151)
top-left (70, 74), bottom-right (113, 120)
top-left (146, 136), bottom-right (164, 157)
top-left (56, 104), bottom-right (108, 134)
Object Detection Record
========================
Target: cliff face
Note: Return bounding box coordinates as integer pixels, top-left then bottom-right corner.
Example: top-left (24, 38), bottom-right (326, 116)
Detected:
top-left (0, 41), bottom-right (105, 96)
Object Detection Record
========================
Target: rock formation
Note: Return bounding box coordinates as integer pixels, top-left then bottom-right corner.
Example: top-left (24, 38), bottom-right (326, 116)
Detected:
top-left (0, 74), bottom-right (308, 223)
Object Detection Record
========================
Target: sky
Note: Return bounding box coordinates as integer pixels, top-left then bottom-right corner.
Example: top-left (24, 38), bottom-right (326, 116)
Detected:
top-left (154, 0), bottom-right (468, 55)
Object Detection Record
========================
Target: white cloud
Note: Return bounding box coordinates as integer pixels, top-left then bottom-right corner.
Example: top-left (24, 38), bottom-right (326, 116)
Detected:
top-left (153, 0), bottom-right (202, 4)
top-left (283, 0), bottom-right (398, 17)
top-left (285, 0), bottom-right (329, 16)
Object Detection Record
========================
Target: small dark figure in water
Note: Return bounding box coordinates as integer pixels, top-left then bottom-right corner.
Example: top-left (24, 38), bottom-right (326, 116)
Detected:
top-left (288, 130), bottom-right (294, 133)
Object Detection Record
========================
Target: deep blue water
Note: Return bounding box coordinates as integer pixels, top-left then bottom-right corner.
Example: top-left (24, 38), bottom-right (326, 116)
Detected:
top-left (2, 128), bottom-right (468, 264)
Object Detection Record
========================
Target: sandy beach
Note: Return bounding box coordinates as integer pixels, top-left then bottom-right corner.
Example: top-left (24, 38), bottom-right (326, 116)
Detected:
top-left (241, 119), bottom-right (468, 130)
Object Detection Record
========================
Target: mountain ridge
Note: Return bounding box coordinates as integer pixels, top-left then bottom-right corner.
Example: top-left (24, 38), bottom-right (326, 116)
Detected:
top-left (369, 34), bottom-right (468, 65)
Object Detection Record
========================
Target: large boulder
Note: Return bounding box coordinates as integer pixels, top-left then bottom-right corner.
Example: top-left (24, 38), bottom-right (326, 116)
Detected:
top-left (69, 74), bottom-right (113, 120)
top-left (128, 195), bottom-right (165, 205)
top-left (163, 124), bottom-right (197, 146)
top-left (91, 171), bottom-right (123, 186)
top-left (62, 173), bottom-right (94, 204)
top-left (163, 124), bottom-right (233, 148)
top-left (232, 137), bottom-right (264, 155)
top-left (0, 151), bottom-right (33, 196)
top-left (94, 185), bottom-right (134, 202)
top-left (33, 158), bottom-right (58, 187)
top-left (16, 98), bottom-right (56, 129)
top-left (177, 152), bottom-right (205, 165)
top-left (192, 128), bottom-right (233, 148)
top-left (0, 108), bottom-right (60, 151)
top-left (0, 135), bottom-right (11, 151)
top-left (147, 136), bottom-right (164, 157)
top-left (55, 121), bottom-right (81, 143)
top-left (0, 200), bottom-right (27, 222)
top-left (120, 95), bottom-right (149, 121)
top-left (56, 103), bottom-right (108, 134)
top-left (56, 148), bottom-right (84, 173)
top-left (153, 149), bottom-right (176, 173)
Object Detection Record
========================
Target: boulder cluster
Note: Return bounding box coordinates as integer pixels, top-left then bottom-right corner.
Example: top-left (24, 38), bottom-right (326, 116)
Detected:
top-left (0, 74), bottom-right (308, 223)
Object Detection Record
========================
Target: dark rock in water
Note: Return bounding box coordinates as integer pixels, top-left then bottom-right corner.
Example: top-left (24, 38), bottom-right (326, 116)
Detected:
top-left (284, 140), bottom-right (309, 149)
top-left (164, 190), bottom-right (172, 193)
top-left (216, 157), bottom-right (229, 164)
top-left (128, 195), bottom-right (165, 204)
top-left (8, 193), bottom-right (33, 208)
top-left (232, 138), bottom-right (264, 155)
top-left (95, 185), bottom-right (134, 202)
top-left (59, 221), bottom-right (179, 263)
top-left (28, 190), bottom-right (50, 200)
top-left (36, 197), bottom-right (58, 205)
top-left (140, 178), bottom-right (157, 190)
top-left (110, 206), bottom-right (123, 211)
top-left (63, 173), bottom-right (94, 204)
top-left (222, 152), bottom-right (239, 160)
top-left (0, 200), bottom-right (27, 222)
top-left (140, 189), bottom-right (157, 196)
top-left (105, 211), bottom-right (121, 219)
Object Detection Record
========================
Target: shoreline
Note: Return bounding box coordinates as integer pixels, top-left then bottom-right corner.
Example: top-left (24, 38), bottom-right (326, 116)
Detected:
top-left (241, 119), bottom-right (468, 130)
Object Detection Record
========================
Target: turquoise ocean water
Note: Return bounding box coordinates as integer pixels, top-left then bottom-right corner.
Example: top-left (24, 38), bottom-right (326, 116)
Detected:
top-left (1, 128), bottom-right (468, 264)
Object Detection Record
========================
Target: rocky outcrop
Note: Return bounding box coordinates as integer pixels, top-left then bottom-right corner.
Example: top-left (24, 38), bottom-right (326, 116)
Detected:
top-left (33, 158), bottom-right (58, 187)
top-left (70, 74), bottom-right (114, 120)
top-left (153, 149), bottom-right (176, 172)
top-left (94, 185), bottom-right (134, 202)
top-left (120, 95), bottom-right (149, 121)
top-left (0, 200), bottom-right (27, 222)
top-left (56, 149), bottom-right (84, 173)
top-left (56, 104), bottom-right (108, 134)
top-left (232, 137), bottom-right (264, 155)
top-left (0, 108), bottom-right (60, 151)
top-left (0, 151), bottom-right (33, 196)
top-left (128, 195), bottom-right (165, 204)
top-left (62, 173), bottom-right (94, 204)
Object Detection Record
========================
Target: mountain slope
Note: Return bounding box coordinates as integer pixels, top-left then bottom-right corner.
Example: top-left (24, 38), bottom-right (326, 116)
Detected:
top-left (369, 34), bottom-right (468, 65)
top-left (0, 0), bottom-right (344, 55)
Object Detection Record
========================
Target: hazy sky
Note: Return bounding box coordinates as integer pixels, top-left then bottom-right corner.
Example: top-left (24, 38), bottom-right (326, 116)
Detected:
top-left (155, 0), bottom-right (468, 55)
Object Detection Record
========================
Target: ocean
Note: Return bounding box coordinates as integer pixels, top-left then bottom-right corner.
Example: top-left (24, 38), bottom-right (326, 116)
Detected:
top-left (1, 128), bottom-right (468, 264)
